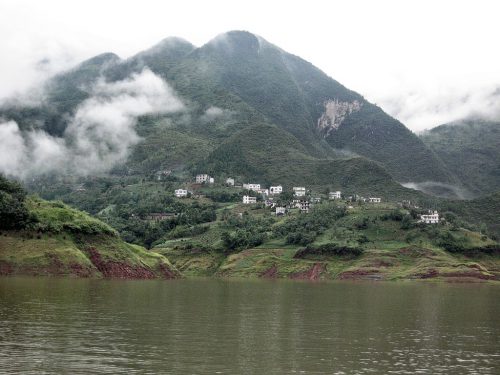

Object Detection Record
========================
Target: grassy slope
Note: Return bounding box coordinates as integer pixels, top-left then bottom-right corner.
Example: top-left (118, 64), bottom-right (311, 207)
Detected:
top-left (441, 191), bottom-right (500, 238)
top-left (0, 197), bottom-right (179, 278)
top-left (156, 203), bottom-right (499, 282)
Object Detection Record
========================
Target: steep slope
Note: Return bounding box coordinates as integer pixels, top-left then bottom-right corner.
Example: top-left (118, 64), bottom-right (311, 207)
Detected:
top-left (421, 119), bottom-right (500, 197)
top-left (198, 123), bottom-right (432, 200)
top-left (181, 31), bottom-right (452, 183)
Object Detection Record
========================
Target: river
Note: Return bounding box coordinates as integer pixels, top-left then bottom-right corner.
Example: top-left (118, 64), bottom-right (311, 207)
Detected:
top-left (0, 277), bottom-right (499, 374)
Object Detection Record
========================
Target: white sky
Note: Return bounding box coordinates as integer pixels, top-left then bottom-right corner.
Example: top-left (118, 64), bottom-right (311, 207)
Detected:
top-left (1, 0), bottom-right (499, 131)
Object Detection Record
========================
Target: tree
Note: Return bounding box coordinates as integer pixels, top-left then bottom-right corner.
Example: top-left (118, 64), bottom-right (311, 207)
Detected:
top-left (0, 175), bottom-right (32, 230)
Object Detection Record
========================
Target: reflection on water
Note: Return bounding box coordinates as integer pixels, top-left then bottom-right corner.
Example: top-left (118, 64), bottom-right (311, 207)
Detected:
top-left (0, 278), bottom-right (499, 374)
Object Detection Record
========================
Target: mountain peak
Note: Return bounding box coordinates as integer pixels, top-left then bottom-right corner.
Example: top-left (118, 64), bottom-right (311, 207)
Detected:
top-left (206, 30), bottom-right (264, 53)
top-left (78, 52), bottom-right (121, 68)
top-left (143, 36), bottom-right (195, 55)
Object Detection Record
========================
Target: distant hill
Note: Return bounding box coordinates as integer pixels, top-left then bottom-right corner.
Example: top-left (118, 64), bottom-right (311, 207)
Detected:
top-left (421, 119), bottom-right (500, 197)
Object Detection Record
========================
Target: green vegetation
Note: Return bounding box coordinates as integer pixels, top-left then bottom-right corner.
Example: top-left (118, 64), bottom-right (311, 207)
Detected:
top-left (0, 175), bottom-right (32, 230)
top-left (421, 119), bottom-right (500, 197)
top-left (0, 175), bottom-right (179, 278)
top-left (154, 196), bottom-right (499, 281)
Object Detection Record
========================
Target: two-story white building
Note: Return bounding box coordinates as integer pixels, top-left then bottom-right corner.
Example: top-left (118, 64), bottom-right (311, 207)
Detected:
top-left (298, 200), bottom-right (311, 213)
top-left (196, 174), bottom-right (214, 184)
top-left (243, 183), bottom-right (261, 192)
top-left (174, 189), bottom-right (188, 198)
top-left (293, 187), bottom-right (306, 197)
top-left (368, 197), bottom-right (381, 203)
top-left (226, 177), bottom-right (235, 186)
top-left (269, 185), bottom-right (283, 195)
top-left (419, 211), bottom-right (439, 224)
top-left (329, 191), bottom-right (342, 199)
top-left (243, 195), bottom-right (257, 204)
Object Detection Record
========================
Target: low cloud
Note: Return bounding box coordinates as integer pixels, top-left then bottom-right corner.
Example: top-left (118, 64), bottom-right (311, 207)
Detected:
top-left (199, 106), bottom-right (233, 123)
top-left (0, 69), bottom-right (184, 179)
top-left (402, 181), bottom-right (472, 200)
top-left (365, 80), bottom-right (500, 132)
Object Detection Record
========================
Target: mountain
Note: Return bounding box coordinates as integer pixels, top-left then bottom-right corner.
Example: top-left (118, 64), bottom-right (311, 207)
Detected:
top-left (421, 119), bottom-right (500, 197)
top-left (1, 31), bottom-right (453, 188)
top-left (164, 31), bottom-right (453, 183)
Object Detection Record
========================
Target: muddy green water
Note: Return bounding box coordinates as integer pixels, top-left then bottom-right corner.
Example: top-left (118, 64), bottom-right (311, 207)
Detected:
top-left (0, 278), bottom-right (499, 374)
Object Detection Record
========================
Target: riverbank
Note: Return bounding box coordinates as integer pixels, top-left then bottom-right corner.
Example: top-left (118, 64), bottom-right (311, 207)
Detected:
top-left (158, 244), bottom-right (500, 282)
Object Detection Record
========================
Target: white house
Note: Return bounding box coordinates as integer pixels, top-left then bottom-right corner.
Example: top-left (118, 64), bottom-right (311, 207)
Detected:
top-left (174, 189), bottom-right (188, 198)
top-left (293, 187), bottom-right (306, 197)
top-left (275, 207), bottom-right (286, 216)
top-left (269, 185), bottom-right (283, 195)
top-left (368, 197), bottom-right (381, 203)
top-left (243, 183), bottom-right (261, 191)
top-left (298, 200), bottom-right (311, 213)
top-left (226, 178), bottom-right (235, 186)
top-left (196, 174), bottom-right (214, 184)
top-left (420, 211), bottom-right (439, 224)
top-left (243, 195), bottom-right (257, 204)
top-left (329, 191), bottom-right (342, 199)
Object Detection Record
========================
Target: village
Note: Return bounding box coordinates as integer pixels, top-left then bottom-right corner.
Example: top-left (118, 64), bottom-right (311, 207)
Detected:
top-left (169, 173), bottom-right (440, 224)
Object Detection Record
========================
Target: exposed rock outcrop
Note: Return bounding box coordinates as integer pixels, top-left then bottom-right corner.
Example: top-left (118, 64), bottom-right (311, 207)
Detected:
top-left (317, 99), bottom-right (362, 137)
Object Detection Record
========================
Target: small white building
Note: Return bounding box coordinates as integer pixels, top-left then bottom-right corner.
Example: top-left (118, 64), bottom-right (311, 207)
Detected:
top-left (276, 207), bottom-right (286, 216)
top-left (420, 211), bottom-right (439, 224)
top-left (298, 200), bottom-right (311, 213)
top-left (243, 183), bottom-right (261, 191)
top-left (226, 178), bottom-right (235, 186)
top-left (196, 174), bottom-right (214, 184)
top-left (329, 191), bottom-right (342, 199)
top-left (174, 189), bottom-right (188, 198)
top-left (368, 197), bottom-right (381, 203)
top-left (293, 187), bottom-right (306, 197)
top-left (243, 195), bottom-right (257, 204)
top-left (156, 169), bottom-right (172, 181)
top-left (269, 185), bottom-right (283, 195)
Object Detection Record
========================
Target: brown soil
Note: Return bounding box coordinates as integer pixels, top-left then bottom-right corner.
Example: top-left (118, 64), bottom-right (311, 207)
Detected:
top-left (86, 247), bottom-right (167, 279)
top-left (412, 268), bottom-right (439, 279)
top-left (158, 263), bottom-right (177, 279)
top-left (260, 265), bottom-right (278, 279)
top-left (0, 261), bottom-right (13, 275)
top-left (289, 263), bottom-right (326, 280)
top-left (338, 268), bottom-right (382, 280)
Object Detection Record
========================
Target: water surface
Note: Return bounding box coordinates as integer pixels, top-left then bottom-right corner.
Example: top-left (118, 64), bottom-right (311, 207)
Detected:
top-left (0, 277), bottom-right (499, 374)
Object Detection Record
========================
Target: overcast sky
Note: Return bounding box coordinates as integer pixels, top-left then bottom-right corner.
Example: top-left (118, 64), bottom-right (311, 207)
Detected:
top-left (1, 0), bottom-right (499, 131)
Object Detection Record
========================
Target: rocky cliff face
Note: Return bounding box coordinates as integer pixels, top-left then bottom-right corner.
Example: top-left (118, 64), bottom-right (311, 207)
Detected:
top-left (317, 99), bottom-right (362, 137)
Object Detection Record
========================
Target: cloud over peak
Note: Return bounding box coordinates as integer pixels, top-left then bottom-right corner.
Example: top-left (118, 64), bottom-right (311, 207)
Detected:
top-left (0, 69), bottom-right (185, 179)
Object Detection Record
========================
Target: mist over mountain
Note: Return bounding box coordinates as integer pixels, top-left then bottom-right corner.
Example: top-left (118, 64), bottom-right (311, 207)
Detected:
top-left (420, 118), bottom-right (500, 197)
top-left (0, 30), bottom-right (496, 199)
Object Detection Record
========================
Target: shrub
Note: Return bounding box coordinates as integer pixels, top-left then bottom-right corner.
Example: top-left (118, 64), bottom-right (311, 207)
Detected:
top-left (294, 243), bottom-right (364, 259)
